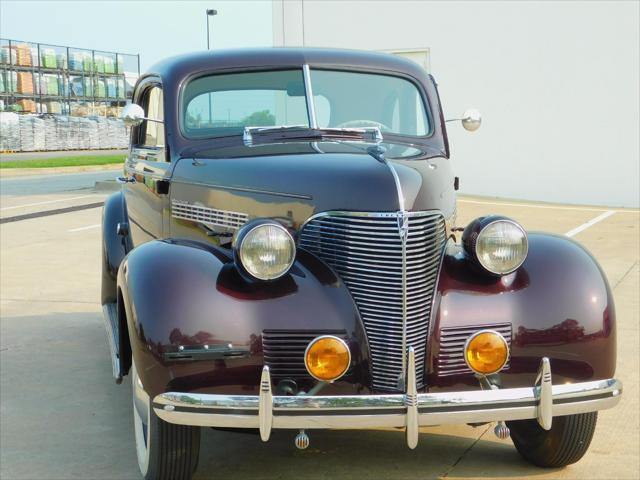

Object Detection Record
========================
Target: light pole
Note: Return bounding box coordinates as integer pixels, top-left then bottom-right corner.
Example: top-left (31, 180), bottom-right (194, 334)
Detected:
top-left (206, 9), bottom-right (217, 126)
top-left (206, 9), bottom-right (217, 50)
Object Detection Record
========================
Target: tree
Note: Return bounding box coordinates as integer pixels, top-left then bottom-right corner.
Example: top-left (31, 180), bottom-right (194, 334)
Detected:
top-left (242, 110), bottom-right (275, 126)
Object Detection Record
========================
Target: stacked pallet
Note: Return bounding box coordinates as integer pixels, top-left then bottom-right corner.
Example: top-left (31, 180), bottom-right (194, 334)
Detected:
top-left (16, 99), bottom-right (36, 113)
top-left (41, 48), bottom-right (57, 68)
top-left (0, 113), bottom-right (129, 151)
top-left (0, 112), bottom-right (20, 150)
top-left (18, 114), bottom-right (35, 150)
top-left (33, 116), bottom-right (46, 150)
top-left (16, 72), bottom-right (34, 94)
top-left (14, 44), bottom-right (32, 66)
top-left (44, 115), bottom-right (57, 149)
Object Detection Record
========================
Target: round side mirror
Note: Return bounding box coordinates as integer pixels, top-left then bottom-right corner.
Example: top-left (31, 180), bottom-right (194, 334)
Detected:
top-left (121, 103), bottom-right (145, 127)
top-left (461, 109), bottom-right (482, 132)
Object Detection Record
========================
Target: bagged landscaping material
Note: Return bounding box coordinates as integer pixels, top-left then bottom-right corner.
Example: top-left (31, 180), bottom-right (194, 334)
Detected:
top-left (18, 115), bottom-right (34, 150)
top-left (16, 72), bottom-right (34, 94)
top-left (94, 55), bottom-right (105, 73)
top-left (31, 47), bottom-right (39, 67)
top-left (1, 112), bottom-right (129, 151)
top-left (0, 112), bottom-right (20, 150)
top-left (15, 44), bottom-right (32, 66)
top-left (117, 78), bottom-right (125, 98)
top-left (16, 99), bottom-right (36, 113)
top-left (44, 115), bottom-right (58, 149)
top-left (47, 76), bottom-right (60, 95)
top-left (33, 116), bottom-right (46, 150)
top-left (41, 48), bottom-right (57, 68)
top-left (0, 46), bottom-right (12, 64)
top-left (87, 117), bottom-right (99, 149)
top-left (70, 52), bottom-right (83, 71)
top-left (82, 53), bottom-right (93, 72)
top-left (70, 102), bottom-right (90, 117)
top-left (104, 57), bottom-right (115, 74)
top-left (46, 101), bottom-right (62, 114)
top-left (106, 78), bottom-right (116, 98)
top-left (55, 116), bottom-right (71, 149)
top-left (56, 53), bottom-right (67, 69)
top-left (94, 78), bottom-right (106, 98)
top-left (111, 118), bottom-right (128, 148)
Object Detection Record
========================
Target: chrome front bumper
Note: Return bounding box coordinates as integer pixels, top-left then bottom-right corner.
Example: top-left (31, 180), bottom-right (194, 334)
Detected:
top-left (153, 349), bottom-right (622, 449)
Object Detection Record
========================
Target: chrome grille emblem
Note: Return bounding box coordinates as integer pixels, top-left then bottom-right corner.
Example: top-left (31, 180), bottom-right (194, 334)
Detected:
top-left (299, 210), bottom-right (446, 392)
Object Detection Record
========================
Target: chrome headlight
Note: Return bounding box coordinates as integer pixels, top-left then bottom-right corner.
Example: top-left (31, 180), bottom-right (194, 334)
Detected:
top-left (462, 216), bottom-right (528, 275)
top-left (233, 220), bottom-right (296, 281)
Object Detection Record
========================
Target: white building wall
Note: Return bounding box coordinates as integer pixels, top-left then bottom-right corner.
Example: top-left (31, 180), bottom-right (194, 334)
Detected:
top-left (273, 1), bottom-right (639, 208)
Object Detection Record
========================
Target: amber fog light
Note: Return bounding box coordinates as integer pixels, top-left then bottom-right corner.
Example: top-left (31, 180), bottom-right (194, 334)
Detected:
top-left (464, 330), bottom-right (509, 375)
top-left (304, 336), bottom-right (351, 382)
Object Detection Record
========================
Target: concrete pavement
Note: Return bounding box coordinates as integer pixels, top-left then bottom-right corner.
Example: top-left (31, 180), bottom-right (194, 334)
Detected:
top-left (0, 189), bottom-right (638, 479)
top-left (0, 170), bottom-right (119, 197)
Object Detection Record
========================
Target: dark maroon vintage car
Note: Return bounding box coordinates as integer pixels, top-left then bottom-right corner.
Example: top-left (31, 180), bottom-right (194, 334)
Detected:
top-left (101, 48), bottom-right (621, 479)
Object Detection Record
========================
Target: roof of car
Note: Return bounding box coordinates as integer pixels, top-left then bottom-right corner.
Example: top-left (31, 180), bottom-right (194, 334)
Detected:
top-left (145, 47), bottom-right (427, 85)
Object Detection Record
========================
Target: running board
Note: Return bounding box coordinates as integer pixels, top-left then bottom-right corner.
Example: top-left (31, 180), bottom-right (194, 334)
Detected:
top-left (102, 302), bottom-right (122, 384)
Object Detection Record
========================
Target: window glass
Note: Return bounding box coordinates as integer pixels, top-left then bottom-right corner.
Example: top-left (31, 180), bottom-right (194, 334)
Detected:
top-left (310, 69), bottom-right (429, 136)
top-left (142, 86), bottom-right (165, 148)
top-left (183, 70), bottom-right (309, 138)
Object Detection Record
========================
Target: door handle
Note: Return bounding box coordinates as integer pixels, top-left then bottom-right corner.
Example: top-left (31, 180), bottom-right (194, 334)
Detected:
top-left (117, 176), bottom-right (136, 184)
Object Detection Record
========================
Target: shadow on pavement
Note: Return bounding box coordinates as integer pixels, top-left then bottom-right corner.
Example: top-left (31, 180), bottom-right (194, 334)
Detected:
top-left (0, 310), bottom-right (558, 480)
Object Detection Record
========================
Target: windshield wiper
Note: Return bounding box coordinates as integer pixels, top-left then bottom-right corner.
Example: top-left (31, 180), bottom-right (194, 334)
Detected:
top-left (242, 125), bottom-right (382, 146)
top-left (243, 125), bottom-right (309, 145)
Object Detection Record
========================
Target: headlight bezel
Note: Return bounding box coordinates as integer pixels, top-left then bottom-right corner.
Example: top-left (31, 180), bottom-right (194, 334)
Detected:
top-left (462, 215), bottom-right (528, 276)
top-left (233, 219), bottom-right (296, 281)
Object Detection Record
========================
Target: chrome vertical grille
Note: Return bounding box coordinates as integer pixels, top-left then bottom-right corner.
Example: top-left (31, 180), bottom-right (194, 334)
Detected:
top-left (299, 211), bottom-right (446, 392)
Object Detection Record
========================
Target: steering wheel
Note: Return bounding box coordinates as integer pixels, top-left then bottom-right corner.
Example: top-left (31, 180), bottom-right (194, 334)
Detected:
top-left (335, 119), bottom-right (391, 131)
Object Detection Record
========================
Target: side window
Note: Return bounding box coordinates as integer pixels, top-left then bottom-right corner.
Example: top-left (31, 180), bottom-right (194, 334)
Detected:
top-left (139, 86), bottom-right (165, 148)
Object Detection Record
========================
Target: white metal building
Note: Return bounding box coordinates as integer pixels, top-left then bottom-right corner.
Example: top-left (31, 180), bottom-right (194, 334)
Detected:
top-left (270, 1), bottom-right (639, 208)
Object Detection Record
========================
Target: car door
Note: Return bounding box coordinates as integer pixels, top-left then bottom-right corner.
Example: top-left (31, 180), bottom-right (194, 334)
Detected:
top-left (123, 81), bottom-right (171, 246)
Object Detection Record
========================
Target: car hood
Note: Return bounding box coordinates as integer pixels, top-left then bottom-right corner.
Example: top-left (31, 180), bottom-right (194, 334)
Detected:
top-left (169, 141), bottom-right (456, 231)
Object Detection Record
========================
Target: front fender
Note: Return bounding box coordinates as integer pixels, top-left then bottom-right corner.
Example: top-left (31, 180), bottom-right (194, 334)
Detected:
top-left (428, 233), bottom-right (616, 391)
top-left (101, 191), bottom-right (131, 305)
top-left (117, 239), bottom-right (369, 399)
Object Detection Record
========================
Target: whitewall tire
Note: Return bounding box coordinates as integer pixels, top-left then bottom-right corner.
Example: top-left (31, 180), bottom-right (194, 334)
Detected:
top-left (131, 359), bottom-right (200, 480)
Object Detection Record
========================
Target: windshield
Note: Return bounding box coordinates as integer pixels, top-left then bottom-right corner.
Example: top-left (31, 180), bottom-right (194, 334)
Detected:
top-left (182, 68), bottom-right (430, 139)
top-left (183, 69), bottom-right (310, 138)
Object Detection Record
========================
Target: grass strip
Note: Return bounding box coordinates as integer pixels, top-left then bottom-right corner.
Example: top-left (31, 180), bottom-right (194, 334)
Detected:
top-left (0, 155), bottom-right (125, 169)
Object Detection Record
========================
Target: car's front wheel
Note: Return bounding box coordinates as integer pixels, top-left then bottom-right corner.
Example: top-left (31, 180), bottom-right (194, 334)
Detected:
top-left (132, 359), bottom-right (200, 480)
top-left (507, 412), bottom-right (598, 468)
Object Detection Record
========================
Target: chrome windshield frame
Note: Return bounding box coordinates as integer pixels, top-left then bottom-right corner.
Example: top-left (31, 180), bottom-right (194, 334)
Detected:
top-left (303, 64), bottom-right (318, 129)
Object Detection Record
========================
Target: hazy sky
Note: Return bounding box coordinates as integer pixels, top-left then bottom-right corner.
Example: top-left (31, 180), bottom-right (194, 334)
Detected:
top-left (0, 0), bottom-right (273, 71)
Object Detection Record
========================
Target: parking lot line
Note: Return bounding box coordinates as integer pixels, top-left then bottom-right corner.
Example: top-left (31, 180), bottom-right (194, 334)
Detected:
top-left (0, 194), bottom-right (99, 211)
top-left (0, 202), bottom-right (104, 224)
top-left (68, 224), bottom-right (101, 233)
top-left (565, 210), bottom-right (616, 237)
